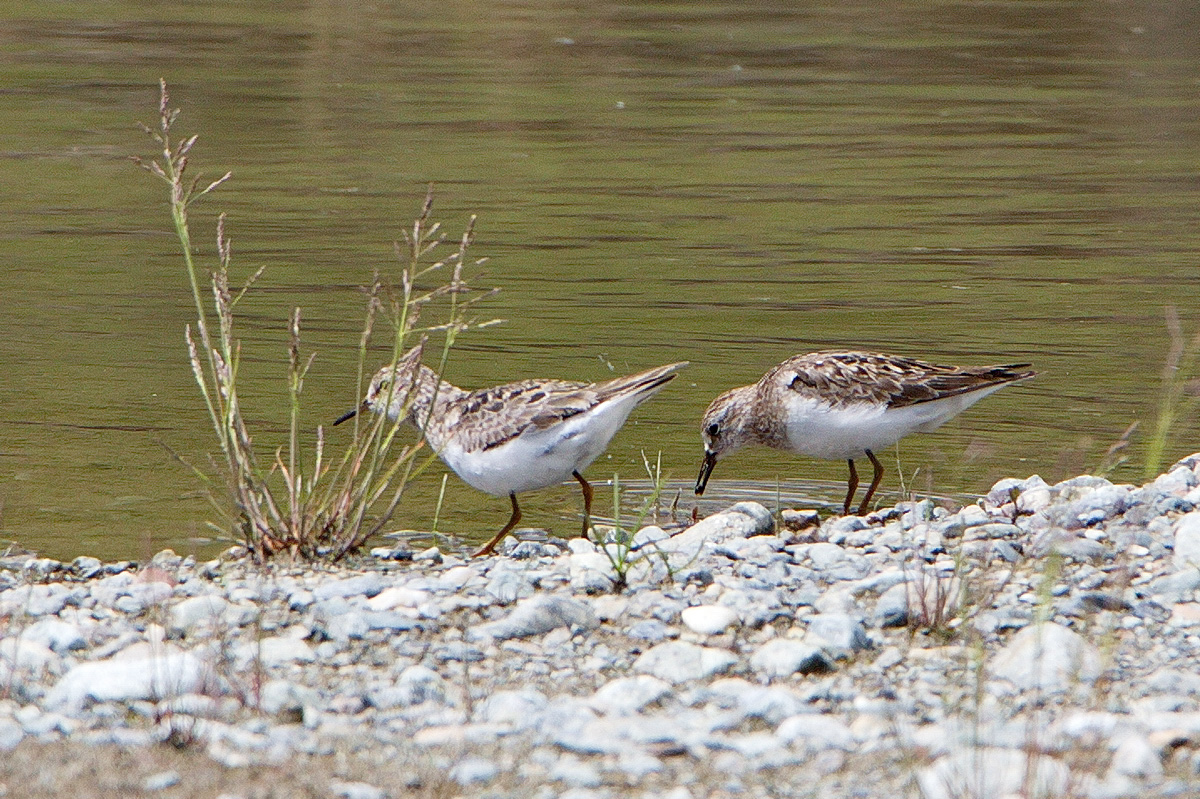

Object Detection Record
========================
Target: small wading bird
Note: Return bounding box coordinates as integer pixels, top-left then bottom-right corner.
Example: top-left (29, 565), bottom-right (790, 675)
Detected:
top-left (335, 349), bottom-right (687, 556)
top-left (694, 351), bottom-right (1035, 515)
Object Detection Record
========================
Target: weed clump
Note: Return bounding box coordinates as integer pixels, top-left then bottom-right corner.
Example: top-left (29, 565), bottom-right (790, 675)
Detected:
top-left (135, 80), bottom-right (495, 561)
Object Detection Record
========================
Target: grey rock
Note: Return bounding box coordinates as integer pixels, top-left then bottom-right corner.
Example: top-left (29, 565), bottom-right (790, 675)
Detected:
top-left (1173, 512), bottom-right (1200, 572)
top-left (750, 638), bottom-right (833, 678)
top-left (1109, 733), bottom-right (1164, 779)
top-left (71, 556), bottom-right (103, 579)
top-left (658, 502), bottom-right (774, 562)
top-left (549, 755), bottom-right (603, 788)
top-left (806, 613), bottom-right (871, 657)
top-left (508, 539), bottom-right (567, 559)
top-left (258, 679), bottom-right (319, 719)
top-left (624, 619), bottom-right (674, 642)
top-left (367, 665), bottom-right (448, 709)
top-left (681, 605), bottom-right (739, 635)
top-left (484, 567), bottom-right (536, 603)
top-left (0, 584), bottom-right (71, 617)
top-left (313, 602), bottom-right (370, 642)
top-left (0, 638), bottom-right (60, 674)
top-left (589, 675), bottom-right (673, 715)
top-left (22, 618), bottom-right (86, 653)
top-left (470, 594), bottom-right (598, 640)
top-left (918, 746), bottom-right (1070, 799)
top-left (1147, 570), bottom-right (1200, 605)
top-left (143, 771), bottom-right (181, 792)
top-left (568, 551), bottom-right (617, 594)
top-left (0, 718), bottom-right (23, 751)
top-left (168, 594), bottom-right (230, 635)
top-left (449, 756), bottom-right (498, 785)
top-left (478, 689), bottom-right (548, 729)
top-left (701, 678), bottom-right (807, 725)
top-left (312, 573), bottom-right (385, 601)
top-left (775, 714), bottom-right (855, 749)
top-left (238, 635), bottom-right (316, 669)
top-left (362, 611), bottom-right (421, 632)
top-left (873, 582), bottom-right (910, 628)
top-left (45, 653), bottom-right (213, 713)
top-left (633, 641), bottom-right (736, 684)
top-left (989, 622), bottom-right (1102, 693)
top-left (718, 588), bottom-right (789, 628)
top-left (330, 780), bottom-right (387, 799)
top-left (434, 641), bottom-right (485, 662)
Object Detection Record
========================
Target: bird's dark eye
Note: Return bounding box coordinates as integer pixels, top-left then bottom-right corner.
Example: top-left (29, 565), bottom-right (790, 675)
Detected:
top-left (706, 423), bottom-right (720, 437)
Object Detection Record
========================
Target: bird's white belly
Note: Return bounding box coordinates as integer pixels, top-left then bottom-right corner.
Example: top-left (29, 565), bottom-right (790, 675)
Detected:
top-left (437, 406), bottom-right (628, 496)
top-left (783, 389), bottom-right (999, 460)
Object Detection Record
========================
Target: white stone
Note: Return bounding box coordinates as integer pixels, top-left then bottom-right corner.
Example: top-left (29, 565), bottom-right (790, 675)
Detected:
top-left (917, 746), bottom-right (1070, 799)
top-left (1173, 512), bottom-right (1200, 572)
top-left (548, 754), bottom-right (603, 788)
top-left (1108, 733), bottom-right (1163, 779)
top-left (449, 756), bottom-right (498, 785)
top-left (20, 619), bottom-right (86, 653)
top-left (365, 586), bottom-right (430, 612)
top-left (589, 675), bottom-right (672, 715)
top-left (989, 622), bottom-right (1102, 693)
top-left (478, 689), bottom-right (548, 729)
top-left (0, 637), bottom-right (58, 673)
top-left (633, 641), bottom-right (736, 684)
top-left (805, 613), bottom-right (871, 657)
top-left (330, 781), bottom-right (386, 799)
top-left (238, 636), bottom-right (316, 668)
top-left (750, 638), bottom-right (829, 678)
top-left (168, 594), bottom-right (230, 635)
top-left (311, 573), bottom-right (385, 601)
top-left (0, 718), bottom-right (22, 751)
top-left (568, 551), bottom-right (617, 594)
top-left (776, 714), bottom-right (856, 749)
top-left (45, 652), bottom-right (212, 713)
top-left (704, 678), bottom-right (807, 724)
top-left (656, 503), bottom-right (774, 564)
top-left (681, 605), bottom-right (739, 635)
top-left (469, 594), bottom-right (599, 640)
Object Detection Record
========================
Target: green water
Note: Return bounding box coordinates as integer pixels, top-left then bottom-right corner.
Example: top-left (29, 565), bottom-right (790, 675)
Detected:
top-left (1, 0), bottom-right (1199, 560)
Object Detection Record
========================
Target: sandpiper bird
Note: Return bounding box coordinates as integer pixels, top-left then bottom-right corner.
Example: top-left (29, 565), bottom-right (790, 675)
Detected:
top-left (694, 351), bottom-right (1035, 515)
top-left (335, 349), bottom-right (688, 556)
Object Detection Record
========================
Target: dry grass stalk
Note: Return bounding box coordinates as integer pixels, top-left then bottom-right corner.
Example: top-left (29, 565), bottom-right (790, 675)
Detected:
top-left (135, 79), bottom-right (497, 561)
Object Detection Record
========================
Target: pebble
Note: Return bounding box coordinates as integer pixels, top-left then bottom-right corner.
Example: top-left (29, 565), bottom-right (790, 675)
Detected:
top-left (330, 781), bottom-right (387, 799)
top-left (143, 770), bottom-right (181, 791)
top-left (449, 756), bottom-right (499, 785)
top-left (749, 638), bottom-right (832, 678)
top-left (680, 605), bottom-right (739, 635)
top-left (633, 641), bottom-right (737, 684)
top-left (6, 457), bottom-right (1200, 796)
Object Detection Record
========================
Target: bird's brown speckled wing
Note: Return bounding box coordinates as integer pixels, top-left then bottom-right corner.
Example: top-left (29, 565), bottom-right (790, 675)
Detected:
top-left (437, 361), bottom-right (686, 453)
top-left (772, 351), bottom-right (1035, 408)
top-left (439, 379), bottom-right (598, 452)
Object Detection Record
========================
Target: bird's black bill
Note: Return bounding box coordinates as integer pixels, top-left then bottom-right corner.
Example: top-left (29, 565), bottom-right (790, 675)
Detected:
top-left (332, 407), bottom-right (359, 426)
top-left (695, 451), bottom-right (717, 495)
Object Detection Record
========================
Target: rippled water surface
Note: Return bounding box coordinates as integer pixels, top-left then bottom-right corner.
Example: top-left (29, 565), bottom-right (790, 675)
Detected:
top-left (1, 0), bottom-right (1199, 560)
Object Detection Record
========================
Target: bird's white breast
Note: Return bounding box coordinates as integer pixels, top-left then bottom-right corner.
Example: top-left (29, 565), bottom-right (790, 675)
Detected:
top-left (780, 386), bottom-right (1004, 460)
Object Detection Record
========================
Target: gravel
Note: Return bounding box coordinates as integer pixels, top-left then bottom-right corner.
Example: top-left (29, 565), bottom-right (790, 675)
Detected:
top-left (6, 456), bottom-right (1200, 796)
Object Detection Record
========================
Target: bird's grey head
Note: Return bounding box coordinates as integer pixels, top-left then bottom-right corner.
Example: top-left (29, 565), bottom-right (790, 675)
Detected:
top-left (333, 347), bottom-right (427, 427)
top-left (695, 386), bottom-right (753, 495)
top-left (363, 348), bottom-right (428, 421)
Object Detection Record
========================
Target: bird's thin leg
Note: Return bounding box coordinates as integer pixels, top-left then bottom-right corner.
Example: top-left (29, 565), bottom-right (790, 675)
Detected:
top-left (843, 459), bottom-right (859, 516)
top-left (474, 493), bottom-right (521, 557)
top-left (857, 449), bottom-right (885, 515)
top-left (573, 470), bottom-right (594, 541)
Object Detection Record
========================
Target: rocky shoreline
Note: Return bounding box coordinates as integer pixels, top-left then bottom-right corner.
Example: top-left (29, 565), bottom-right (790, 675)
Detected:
top-left (5, 458), bottom-right (1200, 798)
